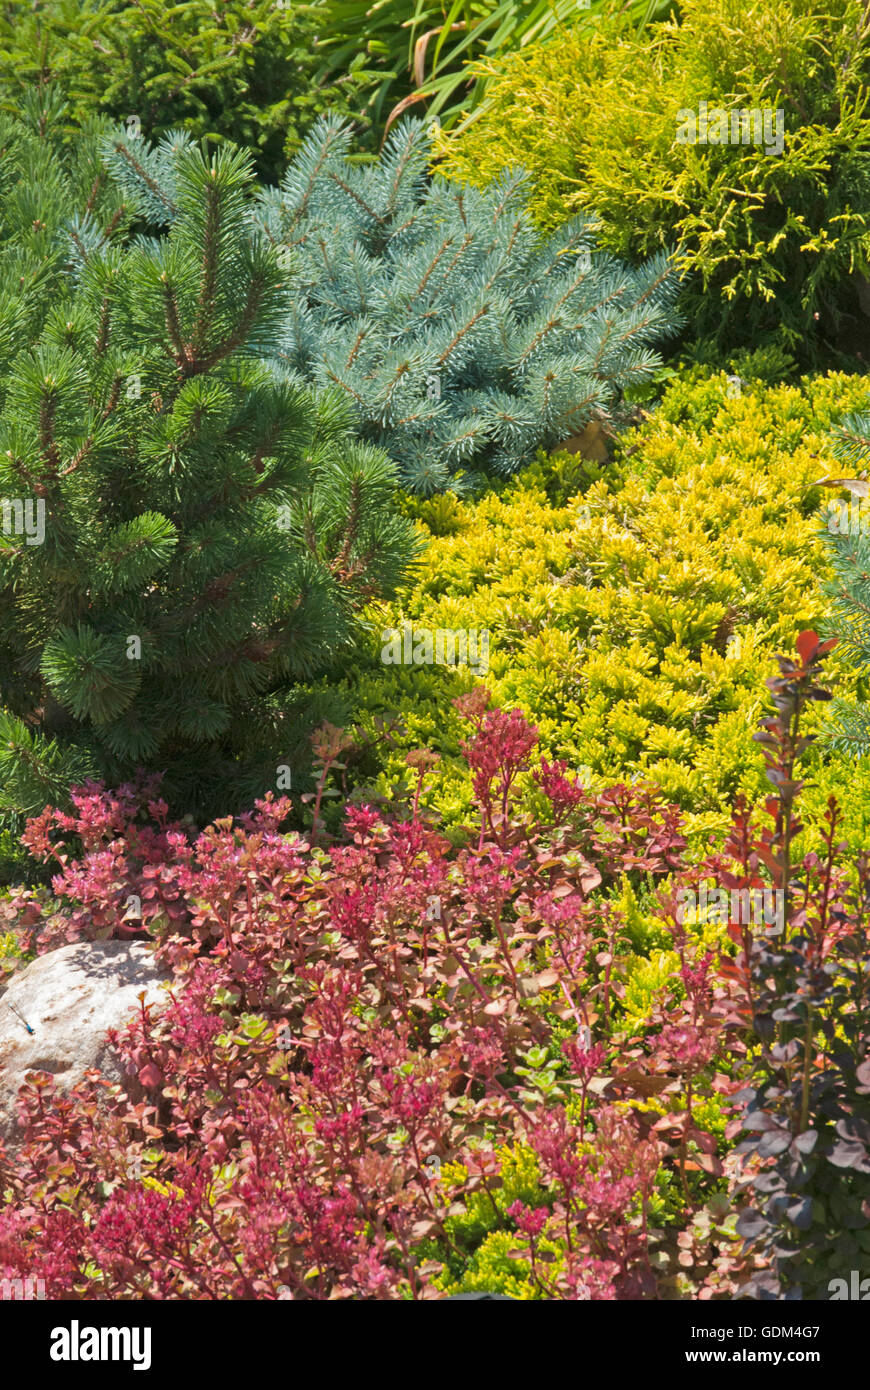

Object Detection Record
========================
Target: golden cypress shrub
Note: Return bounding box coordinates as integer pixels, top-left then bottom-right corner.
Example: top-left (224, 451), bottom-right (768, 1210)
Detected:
top-left (435, 0), bottom-right (870, 363)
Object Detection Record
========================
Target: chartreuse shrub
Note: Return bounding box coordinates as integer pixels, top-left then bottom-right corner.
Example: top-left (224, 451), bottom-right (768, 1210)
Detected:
top-left (2, 643), bottom-right (866, 1300)
top-left (0, 0), bottom-right (381, 178)
top-left (436, 0), bottom-right (870, 364)
top-left (103, 114), bottom-right (682, 496)
top-left (333, 368), bottom-right (870, 846)
top-left (0, 123), bottom-right (417, 829)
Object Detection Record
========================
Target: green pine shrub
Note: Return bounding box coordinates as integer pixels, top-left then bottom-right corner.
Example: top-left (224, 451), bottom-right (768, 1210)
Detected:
top-left (0, 117), bottom-right (417, 826)
top-left (436, 0), bottom-right (870, 366)
top-left (0, 0), bottom-right (382, 180)
top-left (328, 367), bottom-right (870, 847)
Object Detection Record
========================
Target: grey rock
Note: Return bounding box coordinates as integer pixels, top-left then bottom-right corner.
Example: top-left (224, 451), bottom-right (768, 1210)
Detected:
top-left (0, 940), bottom-right (170, 1143)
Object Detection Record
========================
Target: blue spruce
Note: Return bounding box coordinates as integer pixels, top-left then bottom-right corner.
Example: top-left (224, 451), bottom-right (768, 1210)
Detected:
top-left (105, 115), bottom-right (684, 495)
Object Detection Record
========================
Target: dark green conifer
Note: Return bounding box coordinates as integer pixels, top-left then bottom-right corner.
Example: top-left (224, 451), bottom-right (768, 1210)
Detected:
top-left (0, 105), bottom-right (416, 823)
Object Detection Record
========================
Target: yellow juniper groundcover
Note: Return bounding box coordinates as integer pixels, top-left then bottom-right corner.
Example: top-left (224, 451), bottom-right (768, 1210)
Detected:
top-left (337, 369), bottom-right (870, 847)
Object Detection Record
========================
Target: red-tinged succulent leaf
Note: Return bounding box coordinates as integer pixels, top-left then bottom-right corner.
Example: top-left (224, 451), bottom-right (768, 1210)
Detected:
top-left (687, 1129), bottom-right (718, 1154)
top-left (684, 1155), bottom-right (724, 1175)
top-left (535, 968), bottom-right (560, 988)
top-left (651, 1113), bottom-right (687, 1132)
top-left (610, 1068), bottom-right (673, 1096)
top-left (410, 1220), bottom-right (437, 1240)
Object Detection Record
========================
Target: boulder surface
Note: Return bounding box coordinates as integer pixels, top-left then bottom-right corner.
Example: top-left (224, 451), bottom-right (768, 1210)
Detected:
top-left (0, 940), bottom-right (169, 1142)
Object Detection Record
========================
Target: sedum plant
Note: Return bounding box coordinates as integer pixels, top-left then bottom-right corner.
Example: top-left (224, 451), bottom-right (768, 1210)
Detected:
top-left (2, 636), bottom-right (867, 1300)
top-left (104, 115), bottom-right (683, 495)
top-left (0, 693), bottom-right (744, 1299)
top-left (0, 119), bottom-right (417, 824)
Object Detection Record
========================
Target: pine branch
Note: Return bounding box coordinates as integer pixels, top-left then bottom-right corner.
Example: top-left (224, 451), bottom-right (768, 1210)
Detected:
top-left (382, 124), bottom-right (424, 214)
top-left (84, 171), bottom-right (105, 216)
top-left (418, 233), bottom-right (475, 311)
top-left (188, 170), bottom-right (222, 361)
top-left (61, 377), bottom-right (123, 476)
top-left (326, 171), bottom-right (388, 227)
top-left (102, 373), bottom-right (122, 421)
top-left (322, 365), bottom-right (368, 407)
top-left (95, 296), bottom-right (112, 356)
top-left (330, 475), bottom-right (362, 581)
top-left (411, 233), bottom-right (462, 304)
top-left (279, 118), bottom-right (352, 229)
top-left (99, 203), bottom-right (128, 249)
top-left (437, 303), bottom-right (491, 367)
top-left (193, 273), bottom-right (268, 375)
top-left (38, 391), bottom-right (61, 473)
top-left (161, 275), bottom-right (192, 367)
top-left (344, 323), bottom-right (377, 370)
top-left (107, 137), bottom-right (178, 219)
